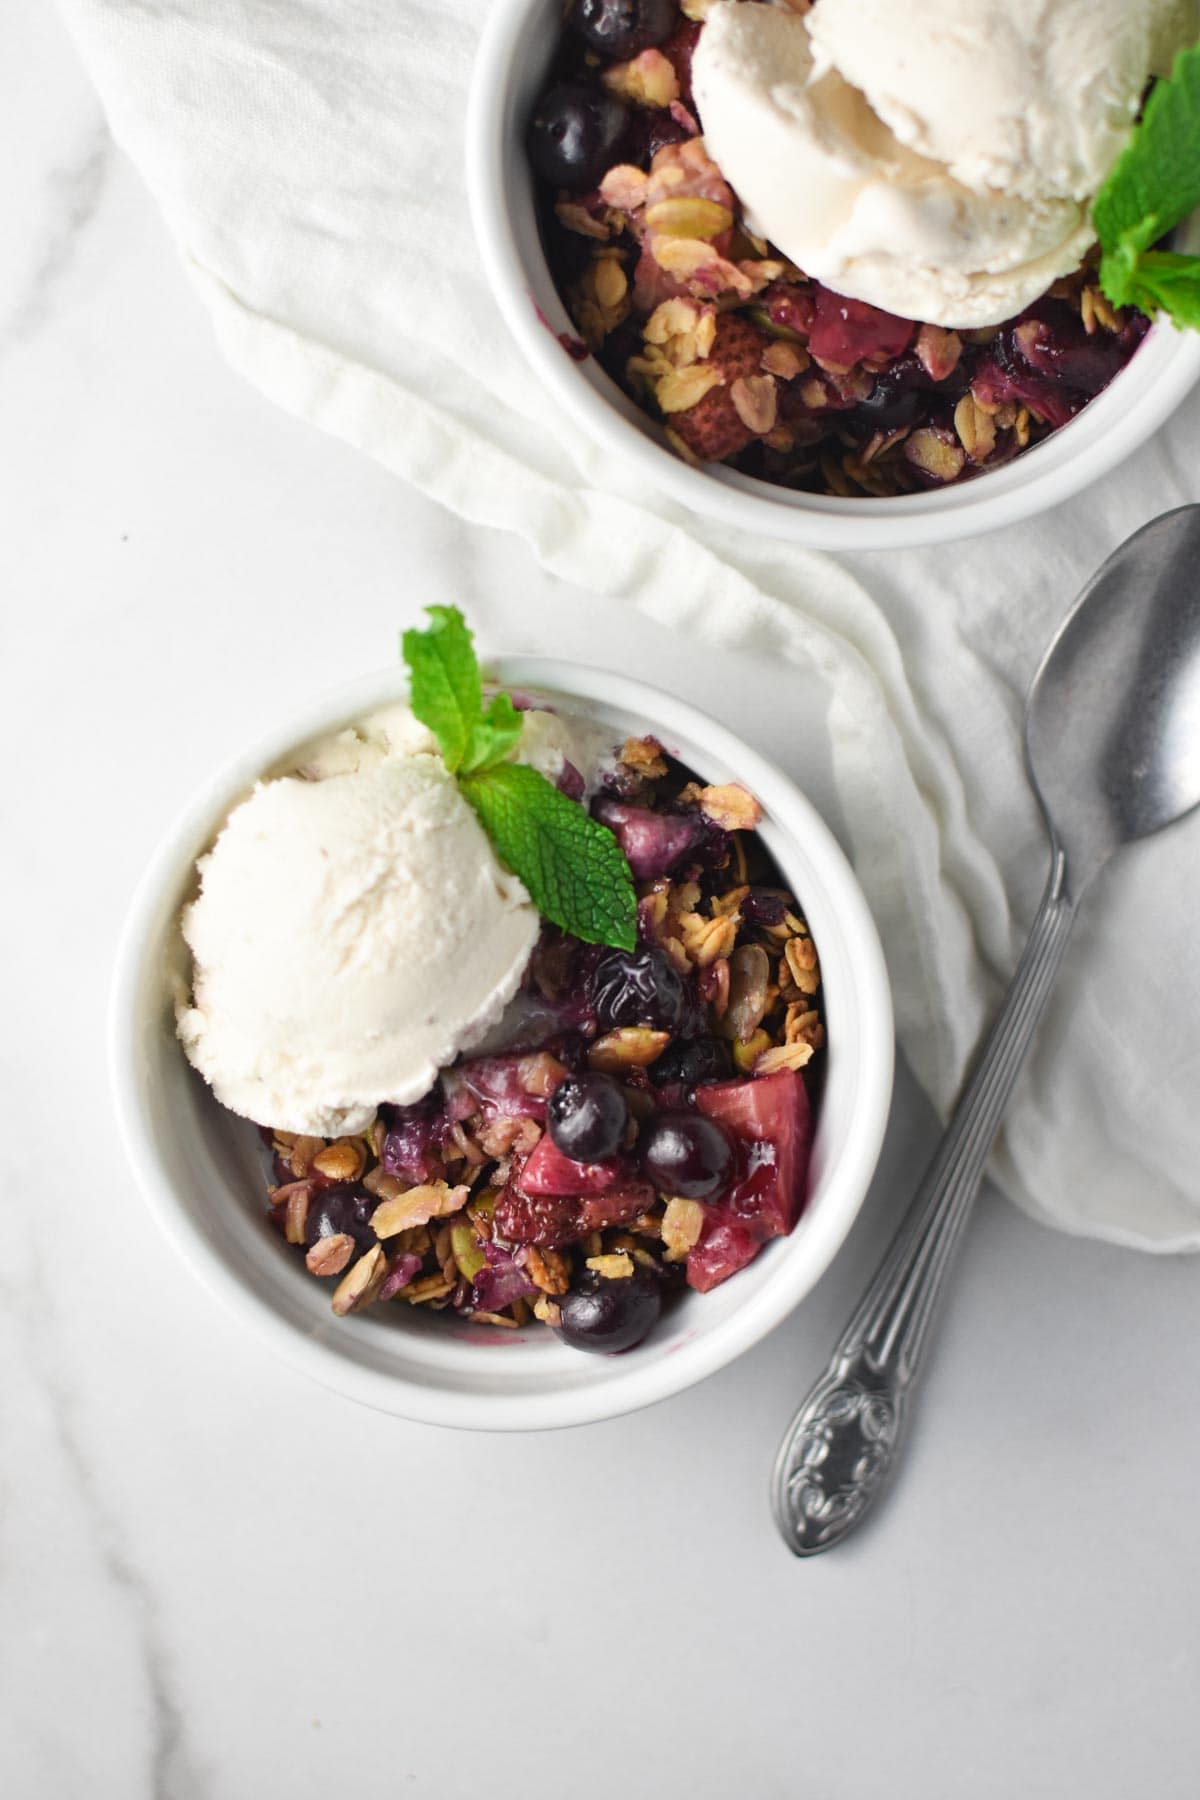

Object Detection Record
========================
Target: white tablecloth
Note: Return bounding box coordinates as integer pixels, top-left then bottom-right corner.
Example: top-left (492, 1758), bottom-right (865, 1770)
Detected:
top-left (59, 0), bottom-right (1200, 1249)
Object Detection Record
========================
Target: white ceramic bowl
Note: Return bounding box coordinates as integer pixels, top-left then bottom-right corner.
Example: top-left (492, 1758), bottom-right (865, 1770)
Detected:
top-left (111, 659), bottom-right (893, 1430)
top-left (466, 0), bottom-right (1200, 552)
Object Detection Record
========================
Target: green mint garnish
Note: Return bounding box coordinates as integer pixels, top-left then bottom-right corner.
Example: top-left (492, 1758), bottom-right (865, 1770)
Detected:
top-left (461, 763), bottom-right (637, 951)
top-left (1096, 42), bottom-right (1200, 326)
top-left (401, 605), bottom-right (523, 774)
top-left (401, 606), bottom-right (637, 950)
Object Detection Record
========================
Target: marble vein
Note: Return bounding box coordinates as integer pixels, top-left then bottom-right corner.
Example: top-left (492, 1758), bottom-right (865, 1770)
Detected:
top-left (1, 115), bottom-right (112, 351)
top-left (0, 1242), bottom-right (208, 1799)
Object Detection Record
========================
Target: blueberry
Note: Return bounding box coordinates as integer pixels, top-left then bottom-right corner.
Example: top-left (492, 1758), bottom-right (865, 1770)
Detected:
top-left (622, 107), bottom-right (693, 170)
top-left (742, 890), bottom-right (787, 927)
top-left (304, 1184), bottom-right (378, 1255)
top-left (569, 0), bottom-right (678, 61)
top-left (638, 1112), bottom-right (733, 1198)
top-left (858, 381), bottom-right (921, 431)
top-left (856, 357), bottom-right (926, 430)
top-left (559, 1267), bottom-right (663, 1353)
top-left (547, 1072), bottom-right (629, 1163)
top-left (529, 82), bottom-right (629, 191)
top-left (648, 1034), bottom-right (732, 1090)
top-left (592, 946), bottom-right (688, 1032)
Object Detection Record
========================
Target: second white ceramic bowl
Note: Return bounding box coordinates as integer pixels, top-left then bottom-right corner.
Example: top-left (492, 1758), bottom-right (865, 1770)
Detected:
top-left (466, 0), bottom-right (1200, 552)
top-left (111, 659), bottom-right (893, 1430)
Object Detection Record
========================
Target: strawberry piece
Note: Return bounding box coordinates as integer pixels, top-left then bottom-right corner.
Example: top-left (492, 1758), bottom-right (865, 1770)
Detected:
top-left (808, 288), bottom-right (915, 367)
top-left (492, 1187), bottom-right (581, 1248)
top-left (685, 1071), bottom-right (813, 1288)
top-left (686, 1214), bottom-right (762, 1294)
top-left (519, 1134), bottom-right (629, 1196)
top-left (762, 282), bottom-right (816, 341)
top-left (668, 314), bottom-right (772, 462)
top-left (493, 1177), bottom-right (654, 1248)
top-left (970, 354), bottom-right (1077, 430)
top-left (1011, 309), bottom-right (1147, 399)
top-left (578, 1180), bottom-right (656, 1232)
top-left (697, 1069), bottom-right (813, 1237)
top-left (497, 1138), bottom-right (650, 1246)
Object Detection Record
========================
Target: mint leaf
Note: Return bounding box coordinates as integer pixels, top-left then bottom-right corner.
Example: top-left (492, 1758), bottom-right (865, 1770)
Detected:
top-left (402, 606), bottom-right (524, 773)
top-left (462, 763), bottom-right (637, 950)
top-left (1095, 44), bottom-right (1200, 326)
top-left (1097, 215), bottom-right (1160, 308)
top-left (1111, 248), bottom-right (1200, 329)
top-left (402, 606), bottom-right (482, 774)
top-left (401, 606), bottom-right (637, 947)
top-left (1095, 45), bottom-right (1200, 247)
top-left (463, 688), bottom-right (523, 774)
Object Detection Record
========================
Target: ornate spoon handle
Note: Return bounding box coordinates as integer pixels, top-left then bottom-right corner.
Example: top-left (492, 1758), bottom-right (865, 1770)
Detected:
top-left (772, 853), bottom-right (1077, 1555)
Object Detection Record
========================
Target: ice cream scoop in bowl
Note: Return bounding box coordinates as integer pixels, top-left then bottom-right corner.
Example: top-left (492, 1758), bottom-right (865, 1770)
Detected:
top-left (466, 0), bottom-right (1200, 549)
top-left (111, 655), bottom-right (893, 1430)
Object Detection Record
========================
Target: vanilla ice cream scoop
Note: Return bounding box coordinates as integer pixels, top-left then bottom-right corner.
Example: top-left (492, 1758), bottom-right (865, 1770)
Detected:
top-left (692, 0), bottom-right (1198, 329)
top-left (177, 739), bottom-right (540, 1136)
top-left (808, 0), bottom-right (1194, 202)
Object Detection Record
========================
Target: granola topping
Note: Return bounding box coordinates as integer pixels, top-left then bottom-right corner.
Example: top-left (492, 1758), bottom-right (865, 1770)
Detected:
top-left (528, 0), bottom-right (1154, 499)
top-left (258, 734), bottom-right (825, 1352)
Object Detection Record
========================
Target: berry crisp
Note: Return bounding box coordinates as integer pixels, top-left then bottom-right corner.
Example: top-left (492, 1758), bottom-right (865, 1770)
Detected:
top-left (261, 735), bottom-right (825, 1354)
top-left (528, 0), bottom-right (1151, 498)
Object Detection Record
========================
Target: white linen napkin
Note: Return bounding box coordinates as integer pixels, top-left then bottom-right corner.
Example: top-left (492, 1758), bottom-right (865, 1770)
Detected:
top-left (59, 0), bottom-right (1200, 1249)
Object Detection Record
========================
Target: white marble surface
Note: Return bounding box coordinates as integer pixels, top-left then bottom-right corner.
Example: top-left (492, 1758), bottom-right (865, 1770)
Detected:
top-left (4, 3), bottom-right (1200, 1795)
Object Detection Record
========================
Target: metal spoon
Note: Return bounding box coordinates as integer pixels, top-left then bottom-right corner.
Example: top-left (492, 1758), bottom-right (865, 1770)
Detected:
top-left (772, 505), bottom-right (1200, 1556)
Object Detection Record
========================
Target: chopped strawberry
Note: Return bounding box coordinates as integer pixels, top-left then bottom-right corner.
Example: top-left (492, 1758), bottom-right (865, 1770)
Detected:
top-left (686, 1214), bottom-right (762, 1294)
top-left (1011, 308), bottom-right (1147, 398)
top-left (492, 1187), bottom-right (581, 1248)
top-left (668, 314), bottom-right (772, 462)
top-left (579, 1180), bottom-right (656, 1233)
top-left (519, 1134), bottom-right (629, 1196)
top-left (493, 1175), bottom-right (654, 1247)
top-left (808, 288), bottom-right (915, 368)
top-left (697, 1069), bottom-right (813, 1237)
top-left (970, 355), bottom-right (1076, 430)
top-left (686, 1070), bottom-right (813, 1287)
top-left (762, 282), bottom-right (816, 341)
top-left (967, 309), bottom-right (1124, 430)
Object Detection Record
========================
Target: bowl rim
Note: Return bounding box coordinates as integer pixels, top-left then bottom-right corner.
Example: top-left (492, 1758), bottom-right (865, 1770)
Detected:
top-left (465, 0), bottom-right (1200, 552)
top-left (110, 656), bottom-right (894, 1429)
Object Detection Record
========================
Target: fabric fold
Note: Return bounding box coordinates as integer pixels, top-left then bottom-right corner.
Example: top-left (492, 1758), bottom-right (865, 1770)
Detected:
top-left (58, 0), bottom-right (1200, 1249)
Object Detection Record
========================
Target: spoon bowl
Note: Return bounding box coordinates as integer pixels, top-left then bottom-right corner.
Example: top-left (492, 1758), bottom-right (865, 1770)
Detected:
top-left (1026, 505), bottom-right (1200, 894)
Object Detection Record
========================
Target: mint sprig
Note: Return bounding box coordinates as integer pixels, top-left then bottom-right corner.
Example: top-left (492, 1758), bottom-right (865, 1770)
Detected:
top-left (1096, 42), bottom-right (1200, 326)
top-left (401, 606), bottom-right (523, 774)
top-left (401, 607), bottom-right (637, 950)
top-left (461, 763), bottom-right (637, 949)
